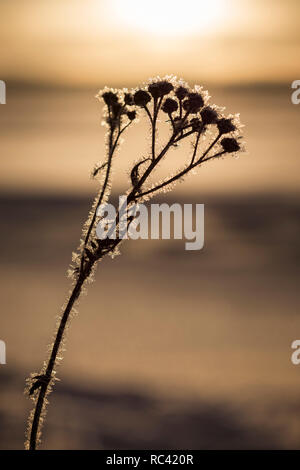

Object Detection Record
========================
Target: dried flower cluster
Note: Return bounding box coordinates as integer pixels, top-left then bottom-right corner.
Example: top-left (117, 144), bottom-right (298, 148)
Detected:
top-left (25, 76), bottom-right (244, 450)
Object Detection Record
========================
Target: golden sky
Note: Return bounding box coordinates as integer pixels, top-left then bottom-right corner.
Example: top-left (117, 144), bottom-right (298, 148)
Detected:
top-left (0, 0), bottom-right (299, 87)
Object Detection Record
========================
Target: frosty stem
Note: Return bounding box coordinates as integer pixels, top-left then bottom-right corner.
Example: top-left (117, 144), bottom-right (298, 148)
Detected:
top-left (29, 273), bottom-right (85, 450)
top-left (28, 125), bottom-right (218, 450)
top-left (27, 80), bottom-right (240, 450)
top-left (29, 128), bottom-right (118, 450)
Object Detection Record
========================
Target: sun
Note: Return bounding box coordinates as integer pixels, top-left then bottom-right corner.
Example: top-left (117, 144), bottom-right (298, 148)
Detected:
top-left (111, 0), bottom-right (225, 36)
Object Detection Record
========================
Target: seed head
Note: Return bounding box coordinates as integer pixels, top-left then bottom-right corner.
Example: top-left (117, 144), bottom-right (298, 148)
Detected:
top-left (182, 92), bottom-right (204, 113)
top-left (102, 91), bottom-right (119, 106)
top-left (175, 86), bottom-right (189, 100)
top-left (200, 107), bottom-right (218, 125)
top-left (134, 90), bottom-right (152, 107)
top-left (127, 110), bottom-right (137, 121)
top-left (124, 93), bottom-right (134, 105)
top-left (162, 98), bottom-right (178, 114)
top-left (148, 80), bottom-right (174, 99)
top-left (217, 118), bottom-right (236, 134)
top-left (221, 137), bottom-right (240, 153)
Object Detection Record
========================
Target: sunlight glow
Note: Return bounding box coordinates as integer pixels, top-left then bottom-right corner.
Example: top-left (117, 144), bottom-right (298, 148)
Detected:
top-left (111, 0), bottom-right (225, 36)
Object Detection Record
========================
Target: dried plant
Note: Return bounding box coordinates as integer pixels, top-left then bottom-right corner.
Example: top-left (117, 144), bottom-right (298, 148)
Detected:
top-left (25, 75), bottom-right (244, 450)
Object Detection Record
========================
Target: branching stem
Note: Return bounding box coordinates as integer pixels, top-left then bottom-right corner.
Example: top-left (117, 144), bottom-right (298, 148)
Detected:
top-left (27, 80), bottom-right (241, 450)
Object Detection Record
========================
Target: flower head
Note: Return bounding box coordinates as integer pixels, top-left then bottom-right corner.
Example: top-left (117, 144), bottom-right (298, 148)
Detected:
top-left (200, 106), bottom-right (218, 125)
top-left (102, 91), bottom-right (119, 107)
top-left (221, 137), bottom-right (240, 153)
top-left (148, 80), bottom-right (173, 99)
top-left (217, 118), bottom-right (236, 134)
top-left (127, 110), bottom-right (137, 121)
top-left (134, 90), bottom-right (152, 107)
top-left (162, 98), bottom-right (178, 114)
top-left (182, 92), bottom-right (204, 113)
top-left (175, 86), bottom-right (188, 100)
top-left (124, 93), bottom-right (134, 105)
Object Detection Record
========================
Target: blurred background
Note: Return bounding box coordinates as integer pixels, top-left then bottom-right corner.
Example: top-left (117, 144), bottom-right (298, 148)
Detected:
top-left (1, 0), bottom-right (300, 449)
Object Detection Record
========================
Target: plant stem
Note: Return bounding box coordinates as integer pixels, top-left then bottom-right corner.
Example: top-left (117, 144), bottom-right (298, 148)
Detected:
top-left (29, 273), bottom-right (86, 450)
top-left (29, 124), bottom-right (126, 450)
top-left (79, 130), bottom-right (114, 274)
top-left (28, 114), bottom-right (133, 451)
top-left (138, 149), bottom-right (224, 199)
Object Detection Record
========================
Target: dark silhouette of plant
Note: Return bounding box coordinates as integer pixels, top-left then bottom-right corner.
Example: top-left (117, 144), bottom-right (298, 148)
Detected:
top-left (25, 76), bottom-right (244, 450)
